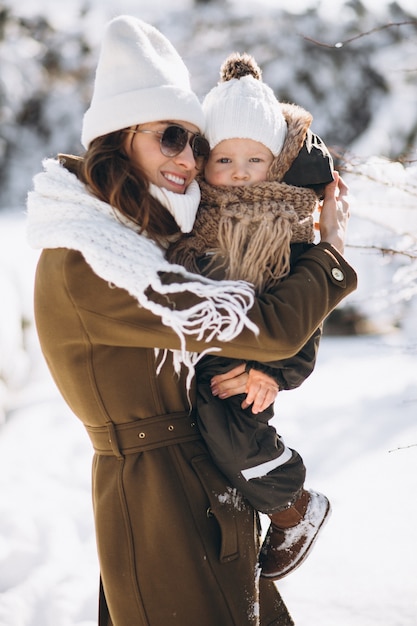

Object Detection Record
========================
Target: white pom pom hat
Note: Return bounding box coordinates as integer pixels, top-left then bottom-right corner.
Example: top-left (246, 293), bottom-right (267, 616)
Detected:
top-left (203, 67), bottom-right (287, 156)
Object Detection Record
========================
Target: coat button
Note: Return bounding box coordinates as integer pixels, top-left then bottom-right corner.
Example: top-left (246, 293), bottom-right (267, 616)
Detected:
top-left (331, 267), bottom-right (345, 281)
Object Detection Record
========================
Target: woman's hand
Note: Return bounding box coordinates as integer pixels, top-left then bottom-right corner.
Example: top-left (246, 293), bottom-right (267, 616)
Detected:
top-left (318, 171), bottom-right (350, 254)
top-left (211, 364), bottom-right (279, 414)
top-left (242, 367), bottom-right (279, 414)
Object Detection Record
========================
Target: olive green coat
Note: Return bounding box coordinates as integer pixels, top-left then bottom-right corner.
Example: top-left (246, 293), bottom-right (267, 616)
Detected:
top-left (34, 242), bottom-right (356, 625)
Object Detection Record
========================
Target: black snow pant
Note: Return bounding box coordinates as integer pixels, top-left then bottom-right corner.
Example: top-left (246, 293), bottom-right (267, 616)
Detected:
top-left (196, 355), bottom-right (306, 515)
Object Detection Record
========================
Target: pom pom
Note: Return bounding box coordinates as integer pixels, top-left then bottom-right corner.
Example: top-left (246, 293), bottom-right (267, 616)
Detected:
top-left (220, 52), bottom-right (262, 83)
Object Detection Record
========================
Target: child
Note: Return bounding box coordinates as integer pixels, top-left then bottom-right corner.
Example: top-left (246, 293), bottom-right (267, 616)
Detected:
top-left (167, 53), bottom-right (335, 580)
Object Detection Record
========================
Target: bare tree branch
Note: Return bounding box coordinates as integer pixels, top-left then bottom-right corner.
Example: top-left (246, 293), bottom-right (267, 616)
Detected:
top-left (300, 21), bottom-right (417, 49)
top-left (389, 443), bottom-right (417, 453)
top-left (339, 166), bottom-right (417, 198)
top-left (347, 243), bottom-right (417, 259)
top-left (332, 149), bottom-right (417, 170)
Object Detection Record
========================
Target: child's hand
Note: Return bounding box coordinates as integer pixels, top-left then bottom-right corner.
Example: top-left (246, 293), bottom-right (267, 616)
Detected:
top-left (210, 363), bottom-right (247, 398)
top-left (242, 368), bottom-right (279, 414)
top-left (210, 364), bottom-right (279, 414)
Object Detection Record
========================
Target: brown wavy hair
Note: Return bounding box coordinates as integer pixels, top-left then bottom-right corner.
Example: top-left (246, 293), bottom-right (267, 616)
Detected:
top-left (79, 130), bottom-right (179, 243)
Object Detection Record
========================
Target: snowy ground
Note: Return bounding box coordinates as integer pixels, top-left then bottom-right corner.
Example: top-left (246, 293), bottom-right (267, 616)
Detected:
top-left (0, 211), bottom-right (416, 626)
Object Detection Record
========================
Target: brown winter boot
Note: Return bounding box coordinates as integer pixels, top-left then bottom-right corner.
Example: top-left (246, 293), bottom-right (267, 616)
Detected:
top-left (259, 489), bottom-right (331, 580)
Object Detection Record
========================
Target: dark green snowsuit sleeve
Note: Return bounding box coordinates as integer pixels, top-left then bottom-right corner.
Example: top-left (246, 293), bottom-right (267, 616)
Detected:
top-left (244, 242), bottom-right (323, 390)
top-left (245, 325), bottom-right (322, 390)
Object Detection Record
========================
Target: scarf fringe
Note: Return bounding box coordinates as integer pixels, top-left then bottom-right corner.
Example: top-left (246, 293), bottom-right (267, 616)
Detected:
top-left (216, 202), bottom-right (297, 292)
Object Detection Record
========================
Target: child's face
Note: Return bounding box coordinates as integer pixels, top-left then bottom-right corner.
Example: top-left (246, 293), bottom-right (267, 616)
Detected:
top-left (204, 138), bottom-right (274, 187)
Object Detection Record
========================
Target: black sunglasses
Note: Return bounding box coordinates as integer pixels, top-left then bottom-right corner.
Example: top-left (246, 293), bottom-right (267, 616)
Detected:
top-left (128, 124), bottom-right (210, 165)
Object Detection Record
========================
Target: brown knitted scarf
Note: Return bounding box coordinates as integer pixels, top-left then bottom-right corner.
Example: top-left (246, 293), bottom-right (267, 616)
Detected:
top-left (167, 179), bottom-right (318, 293)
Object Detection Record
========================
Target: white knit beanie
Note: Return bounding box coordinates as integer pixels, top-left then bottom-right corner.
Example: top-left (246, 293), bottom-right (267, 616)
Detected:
top-left (202, 54), bottom-right (287, 156)
top-left (81, 16), bottom-right (205, 149)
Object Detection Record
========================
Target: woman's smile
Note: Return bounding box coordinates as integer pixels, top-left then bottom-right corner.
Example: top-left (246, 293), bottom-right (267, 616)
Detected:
top-left (161, 170), bottom-right (189, 191)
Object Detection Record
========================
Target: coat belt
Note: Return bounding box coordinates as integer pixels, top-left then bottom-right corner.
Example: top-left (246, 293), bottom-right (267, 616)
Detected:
top-left (85, 411), bottom-right (201, 458)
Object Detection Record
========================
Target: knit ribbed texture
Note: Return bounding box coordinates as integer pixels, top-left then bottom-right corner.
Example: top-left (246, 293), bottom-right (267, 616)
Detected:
top-left (81, 16), bottom-right (205, 148)
top-left (203, 75), bottom-right (287, 156)
top-left (167, 179), bottom-right (317, 293)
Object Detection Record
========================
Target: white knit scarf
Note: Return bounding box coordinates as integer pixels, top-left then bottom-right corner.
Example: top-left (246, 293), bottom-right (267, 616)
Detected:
top-left (26, 158), bottom-right (258, 387)
top-left (149, 180), bottom-right (200, 233)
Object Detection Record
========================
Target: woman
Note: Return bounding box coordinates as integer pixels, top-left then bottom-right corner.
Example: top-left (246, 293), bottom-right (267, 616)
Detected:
top-left (27, 16), bottom-right (357, 626)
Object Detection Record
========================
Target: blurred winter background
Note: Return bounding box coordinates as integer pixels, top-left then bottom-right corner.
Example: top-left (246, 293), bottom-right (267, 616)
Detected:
top-left (0, 1), bottom-right (416, 625)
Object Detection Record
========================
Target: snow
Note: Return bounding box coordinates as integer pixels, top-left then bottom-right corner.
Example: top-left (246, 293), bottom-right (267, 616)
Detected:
top-left (1, 0), bottom-right (417, 623)
top-left (274, 334), bottom-right (417, 626)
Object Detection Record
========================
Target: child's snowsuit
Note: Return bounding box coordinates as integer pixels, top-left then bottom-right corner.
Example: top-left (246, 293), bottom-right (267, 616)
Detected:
top-left (167, 103), bottom-right (334, 513)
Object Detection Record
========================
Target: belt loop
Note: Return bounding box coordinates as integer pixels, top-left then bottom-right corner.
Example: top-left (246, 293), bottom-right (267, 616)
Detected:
top-left (106, 421), bottom-right (124, 459)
